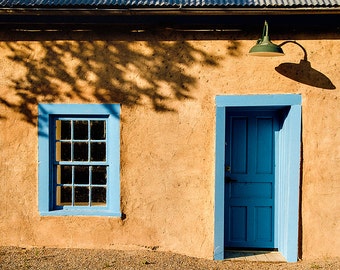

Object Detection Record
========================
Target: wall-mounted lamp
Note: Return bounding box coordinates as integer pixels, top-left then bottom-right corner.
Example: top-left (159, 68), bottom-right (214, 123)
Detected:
top-left (249, 21), bottom-right (335, 89)
top-left (249, 21), bottom-right (307, 60)
top-left (249, 21), bottom-right (284, 57)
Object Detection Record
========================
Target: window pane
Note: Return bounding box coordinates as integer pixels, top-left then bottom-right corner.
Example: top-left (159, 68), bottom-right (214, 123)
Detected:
top-left (56, 120), bottom-right (71, 140)
top-left (74, 142), bottom-right (88, 161)
top-left (57, 186), bottom-right (72, 206)
top-left (91, 121), bottom-right (106, 140)
top-left (73, 121), bottom-right (88, 140)
top-left (74, 187), bottom-right (89, 206)
top-left (74, 166), bottom-right (89, 184)
top-left (90, 142), bottom-right (106, 161)
top-left (57, 165), bottom-right (72, 184)
top-left (56, 142), bottom-right (71, 161)
top-left (91, 187), bottom-right (106, 205)
top-left (92, 166), bottom-right (107, 185)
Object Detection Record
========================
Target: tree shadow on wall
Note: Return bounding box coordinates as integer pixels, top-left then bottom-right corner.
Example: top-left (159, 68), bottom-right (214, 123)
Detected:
top-left (0, 30), bottom-right (225, 125)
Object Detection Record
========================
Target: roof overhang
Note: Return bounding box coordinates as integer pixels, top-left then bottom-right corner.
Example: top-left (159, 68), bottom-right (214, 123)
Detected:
top-left (0, 6), bottom-right (339, 31)
top-left (0, 7), bottom-right (340, 16)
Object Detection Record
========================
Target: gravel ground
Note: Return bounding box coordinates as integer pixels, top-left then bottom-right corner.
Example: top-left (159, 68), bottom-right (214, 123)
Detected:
top-left (0, 247), bottom-right (339, 270)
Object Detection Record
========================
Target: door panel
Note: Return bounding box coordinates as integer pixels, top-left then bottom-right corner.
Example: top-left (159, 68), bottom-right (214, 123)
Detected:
top-left (256, 118), bottom-right (274, 174)
top-left (255, 206), bottom-right (273, 242)
top-left (231, 117), bottom-right (248, 174)
top-left (230, 206), bottom-right (247, 242)
top-left (225, 110), bottom-right (278, 249)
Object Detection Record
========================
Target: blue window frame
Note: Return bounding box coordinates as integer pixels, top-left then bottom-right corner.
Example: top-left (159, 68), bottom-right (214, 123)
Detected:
top-left (38, 104), bottom-right (121, 216)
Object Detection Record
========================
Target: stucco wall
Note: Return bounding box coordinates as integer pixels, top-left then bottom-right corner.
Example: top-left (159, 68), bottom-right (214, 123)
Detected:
top-left (0, 28), bottom-right (339, 260)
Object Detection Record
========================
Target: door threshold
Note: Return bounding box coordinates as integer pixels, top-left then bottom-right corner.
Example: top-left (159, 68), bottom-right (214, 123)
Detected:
top-left (224, 249), bottom-right (286, 262)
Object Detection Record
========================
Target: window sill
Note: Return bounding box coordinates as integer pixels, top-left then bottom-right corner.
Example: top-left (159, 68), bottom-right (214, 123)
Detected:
top-left (39, 210), bottom-right (121, 217)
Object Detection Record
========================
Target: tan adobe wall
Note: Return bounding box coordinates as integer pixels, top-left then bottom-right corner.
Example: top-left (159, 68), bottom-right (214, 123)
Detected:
top-left (0, 29), bottom-right (339, 260)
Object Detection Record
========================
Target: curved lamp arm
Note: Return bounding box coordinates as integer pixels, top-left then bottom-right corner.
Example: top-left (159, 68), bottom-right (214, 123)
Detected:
top-left (278, 40), bottom-right (308, 61)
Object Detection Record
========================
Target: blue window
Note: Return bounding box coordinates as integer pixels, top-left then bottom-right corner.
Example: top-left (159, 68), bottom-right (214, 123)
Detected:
top-left (38, 104), bottom-right (121, 216)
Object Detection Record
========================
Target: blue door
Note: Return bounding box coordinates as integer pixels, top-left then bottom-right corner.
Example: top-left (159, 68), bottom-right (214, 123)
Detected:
top-left (224, 109), bottom-right (279, 249)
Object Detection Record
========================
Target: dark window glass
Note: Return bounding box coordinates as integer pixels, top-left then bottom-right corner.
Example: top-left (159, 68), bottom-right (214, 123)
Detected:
top-left (91, 121), bottom-right (106, 140)
top-left (92, 166), bottom-right (107, 185)
top-left (92, 187), bottom-right (106, 204)
top-left (91, 143), bottom-right (106, 161)
top-left (57, 142), bottom-right (71, 161)
top-left (59, 120), bottom-right (71, 140)
top-left (59, 166), bottom-right (72, 184)
top-left (74, 142), bottom-right (88, 161)
top-left (60, 186), bottom-right (72, 205)
top-left (74, 121), bottom-right (88, 140)
top-left (74, 166), bottom-right (89, 184)
top-left (74, 187), bottom-right (89, 205)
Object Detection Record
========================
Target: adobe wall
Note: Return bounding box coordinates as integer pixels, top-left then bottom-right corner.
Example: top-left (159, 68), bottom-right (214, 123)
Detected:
top-left (0, 28), bottom-right (339, 260)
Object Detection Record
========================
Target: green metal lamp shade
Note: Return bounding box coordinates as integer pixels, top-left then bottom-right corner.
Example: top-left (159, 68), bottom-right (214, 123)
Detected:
top-left (249, 21), bottom-right (285, 57)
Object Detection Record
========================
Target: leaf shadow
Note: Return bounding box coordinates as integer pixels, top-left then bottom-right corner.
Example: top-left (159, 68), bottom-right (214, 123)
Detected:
top-left (0, 29), bottom-right (224, 125)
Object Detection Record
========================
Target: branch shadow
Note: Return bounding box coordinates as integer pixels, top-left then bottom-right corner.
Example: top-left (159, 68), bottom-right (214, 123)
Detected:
top-left (0, 29), bottom-right (226, 126)
top-left (275, 60), bottom-right (336, 90)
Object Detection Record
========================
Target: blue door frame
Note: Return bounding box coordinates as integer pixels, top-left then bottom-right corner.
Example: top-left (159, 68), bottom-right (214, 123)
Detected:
top-left (214, 94), bottom-right (302, 262)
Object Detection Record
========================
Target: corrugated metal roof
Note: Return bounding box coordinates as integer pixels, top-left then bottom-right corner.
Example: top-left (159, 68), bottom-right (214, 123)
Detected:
top-left (0, 0), bottom-right (339, 7)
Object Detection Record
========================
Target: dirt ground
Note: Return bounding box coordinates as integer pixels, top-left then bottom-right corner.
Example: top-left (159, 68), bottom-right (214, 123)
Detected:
top-left (0, 247), bottom-right (339, 270)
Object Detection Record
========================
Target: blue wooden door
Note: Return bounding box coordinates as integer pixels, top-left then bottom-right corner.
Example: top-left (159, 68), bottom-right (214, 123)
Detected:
top-left (224, 109), bottom-right (279, 249)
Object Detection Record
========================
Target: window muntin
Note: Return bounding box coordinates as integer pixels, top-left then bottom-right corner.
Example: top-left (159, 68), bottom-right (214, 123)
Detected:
top-left (38, 104), bottom-right (120, 216)
top-left (56, 165), bottom-right (107, 206)
top-left (54, 118), bottom-right (108, 208)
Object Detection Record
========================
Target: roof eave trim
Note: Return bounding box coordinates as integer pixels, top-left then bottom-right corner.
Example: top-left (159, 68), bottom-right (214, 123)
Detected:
top-left (0, 7), bottom-right (340, 16)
